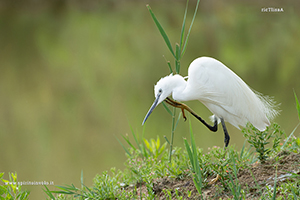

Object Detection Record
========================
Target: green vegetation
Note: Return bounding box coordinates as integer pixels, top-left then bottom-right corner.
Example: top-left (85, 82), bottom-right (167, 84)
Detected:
top-left (42, 120), bottom-right (300, 199)
top-left (1, 0), bottom-right (300, 199)
top-left (242, 123), bottom-right (284, 163)
top-left (0, 172), bottom-right (30, 200)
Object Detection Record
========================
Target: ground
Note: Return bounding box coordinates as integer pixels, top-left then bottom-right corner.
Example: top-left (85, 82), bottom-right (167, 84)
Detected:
top-left (126, 152), bottom-right (300, 199)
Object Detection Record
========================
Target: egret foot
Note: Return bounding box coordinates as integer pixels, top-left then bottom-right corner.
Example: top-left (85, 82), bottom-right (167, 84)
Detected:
top-left (208, 174), bottom-right (221, 185)
top-left (165, 97), bottom-right (218, 132)
top-left (165, 97), bottom-right (187, 121)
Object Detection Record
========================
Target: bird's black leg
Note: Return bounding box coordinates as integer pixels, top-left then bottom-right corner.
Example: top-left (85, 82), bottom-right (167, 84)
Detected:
top-left (165, 97), bottom-right (218, 132)
top-left (190, 112), bottom-right (218, 132)
top-left (220, 118), bottom-right (230, 148)
top-left (209, 118), bottom-right (229, 185)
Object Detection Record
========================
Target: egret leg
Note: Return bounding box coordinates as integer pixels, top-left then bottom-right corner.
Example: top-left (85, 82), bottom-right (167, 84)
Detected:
top-left (209, 120), bottom-right (229, 185)
top-left (165, 97), bottom-right (218, 132)
top-left (208, 119), bottom-right (230, 185)
top-left (220, 118), bottom-right (230, 148)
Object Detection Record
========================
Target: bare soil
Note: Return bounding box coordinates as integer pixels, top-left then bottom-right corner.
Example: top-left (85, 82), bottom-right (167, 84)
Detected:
top-left (126, 152), bottom-right (300, 199)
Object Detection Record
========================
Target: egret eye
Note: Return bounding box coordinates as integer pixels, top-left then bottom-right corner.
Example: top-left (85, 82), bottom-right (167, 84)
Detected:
top-left (158, 89), bottom-right (162, 93)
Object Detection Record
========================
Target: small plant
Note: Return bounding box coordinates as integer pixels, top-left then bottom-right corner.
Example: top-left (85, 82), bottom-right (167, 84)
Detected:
top-left (143, 136), bottom-right (167, 159)
top-left (0, 172), bottom-right (30, 200)
top-left (184, 121), bottom-right (204, 199)
top-left (242, 122), bottom-right (284, 163)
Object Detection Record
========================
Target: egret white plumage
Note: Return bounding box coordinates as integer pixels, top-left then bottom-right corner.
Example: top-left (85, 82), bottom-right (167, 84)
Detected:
top-left (142, 56), bottom-right (278, 147)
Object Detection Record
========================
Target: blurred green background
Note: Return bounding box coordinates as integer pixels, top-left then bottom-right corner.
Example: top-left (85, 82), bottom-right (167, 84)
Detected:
top-left (1, 0), bottom-right (299, 198)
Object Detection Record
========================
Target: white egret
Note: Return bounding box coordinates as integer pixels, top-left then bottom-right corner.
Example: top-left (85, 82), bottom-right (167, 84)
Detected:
top-left (142, 56), bottom-right (278, 147)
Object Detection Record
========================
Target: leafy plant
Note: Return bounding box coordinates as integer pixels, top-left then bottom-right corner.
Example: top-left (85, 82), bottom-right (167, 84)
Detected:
top-left (143, 136), bottom-right (167, 159)
top-left (0, 172), bottom-right (30, 200)
top-left (242, 122), bottom-right (284, 163)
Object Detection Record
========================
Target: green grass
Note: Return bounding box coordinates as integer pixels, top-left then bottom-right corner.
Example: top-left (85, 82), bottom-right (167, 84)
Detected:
top-left (40, 119), bottom-right (300, 199)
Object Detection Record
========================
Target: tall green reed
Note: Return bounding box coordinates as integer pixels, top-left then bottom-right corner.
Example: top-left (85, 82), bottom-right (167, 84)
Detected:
top-left (147, 0), bottom-right (200, 162)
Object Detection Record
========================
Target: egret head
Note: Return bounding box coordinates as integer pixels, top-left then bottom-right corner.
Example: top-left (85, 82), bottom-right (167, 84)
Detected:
top-left (142, 74), bottom-right (177, 125)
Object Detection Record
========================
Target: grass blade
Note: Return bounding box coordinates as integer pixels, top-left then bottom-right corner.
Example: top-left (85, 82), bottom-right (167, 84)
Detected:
top-left (43, 185), bottom-right (55, 199)
top-left (163, 56), bottom-right (173, 73)
top-left (162, 101), bottom-right (173, 116)
top-left (281, 123), bottom-right (299, 150)
top-left (181, 0), bottom-right (200, 57)
top-left (174, 112), bottom-right (182, 130)
top-left (184, 138), bottom-right (194, 168)
top-left (147, 5), bottom-right (175, 58)
top-left (179, 0), bottom-right (189, 51)
top-left (272, 168), bottom-right (278, 200)
top-left (239, 140), bottom-right (246, 161)
top-left (115, 135), bottom-right (131, 156)
top-left (291, 187), bottom-right (297, 199)
top-left (81, 170), bottom-right (84, 191)
top-left (164, 135), bottom-right (171, 145)
top-left (127, 123), bottom-right (149, 158)
top-left (175, 44), bottom-right (180, 73)
top-left (121, 134), bottom-right (136, 150)
top-left (169, 107), bottom-right (177, 162)
top-left (294, 90), bottom-right (300, 121)
top-left (128, 123), bottom-right (140, 148)
top-left (167, 61), bottom-right (173, 73)
top-left (187, 119), bottom-right (203, 198)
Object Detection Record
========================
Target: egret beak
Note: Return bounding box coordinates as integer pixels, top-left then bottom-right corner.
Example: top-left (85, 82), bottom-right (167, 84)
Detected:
top-left (142, 93), bottom-right (162, 125)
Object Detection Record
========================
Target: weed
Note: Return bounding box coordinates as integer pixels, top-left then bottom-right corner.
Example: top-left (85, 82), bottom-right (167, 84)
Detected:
top-left (143, 136), bottom-right (167, 159)
top-left (242, 122), bottom-right (284, 163)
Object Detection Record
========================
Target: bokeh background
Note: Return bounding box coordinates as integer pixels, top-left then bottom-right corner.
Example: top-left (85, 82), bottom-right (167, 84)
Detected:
top-left (1, 0), bottom-right (299, 198)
